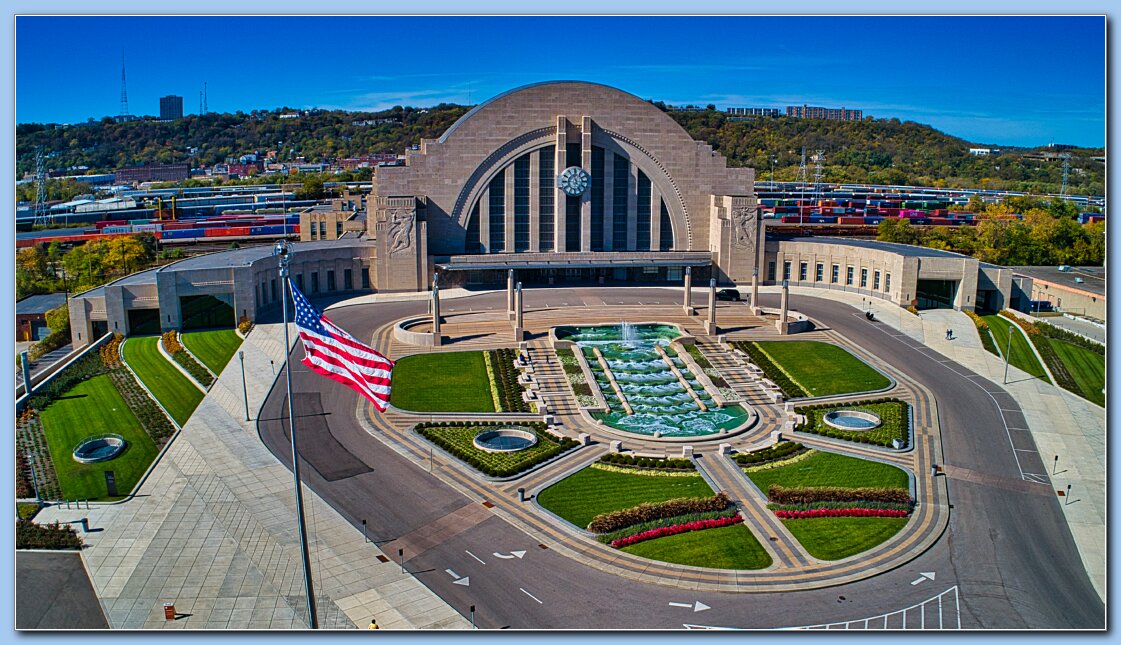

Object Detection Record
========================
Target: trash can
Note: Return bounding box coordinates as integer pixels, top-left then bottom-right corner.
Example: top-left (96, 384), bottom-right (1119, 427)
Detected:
top-left (163, 603), bottom-right (176, 620)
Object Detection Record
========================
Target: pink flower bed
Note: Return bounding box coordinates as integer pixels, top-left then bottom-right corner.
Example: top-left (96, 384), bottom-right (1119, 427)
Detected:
top-left (609, 515), bottom-right (743, 548)
top-left (774, 508), bottom-right (909, 519)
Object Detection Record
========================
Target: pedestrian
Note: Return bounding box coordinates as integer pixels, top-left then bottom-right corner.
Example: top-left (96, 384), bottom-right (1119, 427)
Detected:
top-left (946, 327), bottom-right (952, 340)
top-left (368, 618), bottom-right (380, 630)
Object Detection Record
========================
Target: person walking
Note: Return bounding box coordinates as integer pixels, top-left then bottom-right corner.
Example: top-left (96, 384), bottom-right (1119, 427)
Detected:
top-left (946, 327), bottom-right (953, 340)
top-left (368, 618), bottom-right (380, 630)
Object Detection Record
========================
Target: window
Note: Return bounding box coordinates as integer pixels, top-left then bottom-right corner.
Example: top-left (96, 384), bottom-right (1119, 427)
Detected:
top-left (319, 221), bottom-right (326, 238)
top-left (260, 282), bottom-right (266, 304)
top-left (860, 268), bottom-right (868, 288)
top-left (767, 261), bottom-right (776, 282)
top-left (310, 219), bottom-right (317, 240)
top-left (885, 272), bottom-right (891, 292)
top-left (612, 154), bottom-right (629, 250)
top-left (590, 147), bottom-right (604, 251)
top-left (466, 203), bottom-right (481, 253)
top-left (816, 263), bottom-right (824, 282)
top-left (361, 267), bottom-right (371, 289)
top-left (488, 174), bottom-right (505, 252)
top-left (270, 279), bottom-right (277, 302)
top-left (636, 171), bottom-right (651, 250)
top-left (311, 272), bottom-right (319, 293)
top-left (831, 264), bottom-right (839, 283)
top-left (344, 269), bottom-right (353, 290)
top-left (336, 220), bottom-right (343, 238)
top-left (327, 270), bottom-right (336, 291)
top-left (846, 266), bottom-right (854, 286)
top-left (513, 155), bottom-right (530, 252)
top-left (659, 200), bottom-right (673, 251)
top-left (296, 274), bottom-right (304, 292)
top-left (538, 146), bottom-right (555, 251)
top-left (799, 262), bottom-right (808, 281)
top-left (874, 270), bottom-right (881, 290)
top-left (783, 261), bottom-right (791, 281)
top-left (565, 196), bottom-right (581, 252)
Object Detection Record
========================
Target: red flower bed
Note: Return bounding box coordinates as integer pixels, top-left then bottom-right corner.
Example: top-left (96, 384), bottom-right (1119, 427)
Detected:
top-left (609, 515), bottom-right (743, 548)
top-left (774, 508), bottom-right (909, 519)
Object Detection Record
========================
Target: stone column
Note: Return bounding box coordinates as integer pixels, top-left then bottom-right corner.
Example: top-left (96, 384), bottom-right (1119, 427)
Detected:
top-left (751, 266), bottom-right (760, 314)
top-left (507, 269), bottom-right (516, 320)
top-left (432, 279), bottom-right (442, 346)
top-left (777, 279), bottom-right (791, 335)
top-left (513, 281), bottom-right (525, 342)
top-left (554, 116), bottom-right (568, 253)
top-left (649, 189), bottom-right (662, 251)
top-left (580, 116), bottom-right (593, 253)
top-left (683, 265), bottom-right (695, 315)
top-left (704, 277), bottom-right (718, 335)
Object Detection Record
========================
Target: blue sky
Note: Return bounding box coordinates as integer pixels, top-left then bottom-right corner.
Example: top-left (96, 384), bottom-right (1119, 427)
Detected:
top-left (15, 16), bottom-right (1105, 147)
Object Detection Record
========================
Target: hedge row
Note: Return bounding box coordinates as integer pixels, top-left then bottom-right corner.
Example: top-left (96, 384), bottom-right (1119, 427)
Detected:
top-left (415, 422), bottom-right (578, 478)
top-left (795, 398), bottom-right (909, 448)
top-left (99, 333), bottom-right (124, 369)
top-left (775, 508), bottom-right (908, 519)
top-left (108, 369), bottom-right (176, 444)
top-left (599, 452), bottom-right (695, 471)
top-left (964, 310), bottom-right (999, 355)
top-left (733, 441), bottom-right (806, 466)
top-left (587, 492), bottom-right (731, 533)
top-left (732, 342), bottom-right (808, 399)
top-left (768, 500), bottom-right (914, 513)
top-left (596, 508), bottom-right (739, 544)
top-left (609, 515), bottom-right (743, 548)
top-left (163, 331), bottom-right (214, 387)
top-left (489, 348), bottom-right (530, 413)
top-left (16, 520), bottom-right (82, 550)
top-left (767, 485), bottom-right (912, 505)
top-left (1003, 310), bottom-right (1103, 355)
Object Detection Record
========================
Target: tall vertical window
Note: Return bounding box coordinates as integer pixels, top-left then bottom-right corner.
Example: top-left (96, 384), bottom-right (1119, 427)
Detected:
top-left (465, 203), bottom-right (481, 253)
top-left (361, 268), bottom-right (370, 289)
top-left (767, 261), bottom-right (776, 282)
top-left (295, 274), bottom-right (303, 292)
top-left (831, 264), bottom-right (839, 283)
top-left (885, 273), bottom-right (892, 292)
top-left (846, 266), bottom-right (853, 286)
top-left (538, 146), bottom-right (555, 251)
top-left (659, 200), bottom-right (673, 251)
top-left (327, 270), bottom-right (336, 291)
top-left (636, 171), bottom-right (651, 250)
top-left (312, 272), bottom-right (319, 293)
top-left (612, 154), bottom-right (629, 250)
top-left (816, 263), bottom-right (824, 282)
top-left (799, 262), bottom-right (808, 281)
top-left (513, 156), bottom-right (530, 252)
top-left (860, 268), bottom-right (868, 288)
top-left (565, 196), bottom-right (581, 252)
top-left (344, 269), bottom-right (353, 290)
top-left (488, 174), bottom-right (505, 252)
top-left (873, 270), bottom-right (881, 290)
top-left (270, 279), bottom-right (277, 302)
top-left (590, 147), bottom-right (604, 251)
top-left (783, 261), bottom-right (791, 281)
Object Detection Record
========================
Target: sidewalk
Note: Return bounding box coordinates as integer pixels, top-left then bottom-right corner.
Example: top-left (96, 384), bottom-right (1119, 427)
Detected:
top-left (766, 286), bottom-right (1106, 601)
top-left (34, 321), bottom-right (469, 630)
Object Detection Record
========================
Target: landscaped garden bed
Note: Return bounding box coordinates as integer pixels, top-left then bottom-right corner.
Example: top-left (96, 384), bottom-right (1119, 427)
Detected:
top-left (980, 315), bottom-right (1049, 382)
top-left (414, 421), bottom-right (578, 478)
top-left (556, 348), bottom-right (595, 405)
top-left (16, 520), bottom-right (83, 550)
top-left (122, 336), bottom-right (204, 426)
top-left (181, 328), bottom-right (243, 375)
top-left (392, 350), bottom-right (532, 413)
top-left (1003, 312), bottom-right (1104, 406)
top-left (485, 348), bottom-right (532, 413)
top-left (162, 331), bottom-right (214, 387)
top-left (794, 398), bottom-right (910, 448)
top-left (736, 341), bottom-right (890, 398)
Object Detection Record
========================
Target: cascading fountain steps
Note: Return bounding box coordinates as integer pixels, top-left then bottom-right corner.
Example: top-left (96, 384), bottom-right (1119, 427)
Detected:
top-left (554, 323), bottom-right (751, 440)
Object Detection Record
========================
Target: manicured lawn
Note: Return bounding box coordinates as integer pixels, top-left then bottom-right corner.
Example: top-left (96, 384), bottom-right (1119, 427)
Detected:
top-left (389, 352), bottom-right (495, 412)
top-left (537, 466), bottom-right (714, 530)
top-left (415, 422), bottom-right (577, 477)
top-left (620, 524), bottom-right (773, 570)
top-left (753, 341), bottom-right (890, 397)
top-left (796, 399), bottom-right (910, 448)
top-left (1045, 338), bottom-right (1105, 407)
top-left (982, 315), bottom-right (1050, 382)
top-left (746, 450), bottom-right (910, 492)
top-left (181, 329), bottom-right (242, 375)
top-left (39, 374), bottom-right (159, 501)
top-left (781, 516), bottom-right (910, 560)
top-left (122, 337), bottom-right (204, 426)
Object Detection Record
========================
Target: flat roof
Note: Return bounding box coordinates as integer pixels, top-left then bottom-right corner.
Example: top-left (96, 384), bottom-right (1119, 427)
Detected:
top-left (160, 238), bottom-right (373, 272)
top-left (1011, 266), bottom-right (1105, 297)
top-left (16, 292), bottom-right (68, 315)
top-left (437, 251), bottom-right (713, 271)
top-left (779, 237), bottom-right (972, 259)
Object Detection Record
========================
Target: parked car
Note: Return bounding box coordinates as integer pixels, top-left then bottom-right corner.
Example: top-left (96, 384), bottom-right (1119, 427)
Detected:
top-left (716, 288), bottom-right (741, 301)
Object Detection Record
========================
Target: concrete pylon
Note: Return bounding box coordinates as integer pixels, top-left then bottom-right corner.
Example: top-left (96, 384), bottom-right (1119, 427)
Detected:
top-left (507, 269), bottom-right (516, 320)
top-left (432, 279), bottom-right (442, 346)
top-left (682, 266), bottom-right (695, 315)
top-left (513, 281), bottom-right (525, 342)
top-left (704, 277), bottom-right (718, 335)
top-left (777, 279), bottom-right (791, 335)
top-left (751, 266), bottom-right (760, 314)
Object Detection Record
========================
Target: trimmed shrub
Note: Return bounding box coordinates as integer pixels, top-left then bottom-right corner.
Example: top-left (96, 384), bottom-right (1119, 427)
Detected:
top-left (733, 441), bottom-right (806, 466)
top-left (794, 398), bottom-right (909, 448)
top-left (775, 508), bottom-right (909, 519)
top-left (767, 485), bottom-right (912, 505)
top-left (599, 452), bottom-right (695, 471)
top-left (596, 508), bottom-right (740, 544)
top-left (609, 515), bottom-right (743, 548)
top-left (16, 520), bottom-right (82, 550)
top-left (587, 492), bottom-right (731, 533)
top-left (237, 319), bottom-right (254, 336)
top-left (965, 310), bottom-right (998, 355)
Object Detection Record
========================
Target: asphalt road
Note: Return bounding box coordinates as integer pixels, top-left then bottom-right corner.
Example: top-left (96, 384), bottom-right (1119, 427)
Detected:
top-left (17, 551), bottom-right (110, 629)
top-left (257, 287), bottom-right (1103, 629)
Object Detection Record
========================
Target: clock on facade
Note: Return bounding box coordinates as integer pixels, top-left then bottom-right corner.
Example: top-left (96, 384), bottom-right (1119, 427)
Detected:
top-left (557, 166), bottom-right (591, 196)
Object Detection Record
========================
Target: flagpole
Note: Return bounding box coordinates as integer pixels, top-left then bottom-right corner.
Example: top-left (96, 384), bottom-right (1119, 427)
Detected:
top-left (275, 240), bottom-right (319, 629)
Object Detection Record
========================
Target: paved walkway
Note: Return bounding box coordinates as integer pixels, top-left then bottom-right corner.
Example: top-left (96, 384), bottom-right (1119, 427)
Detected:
top-left (34, 321), bottom-right (469, 630)
top-left (768, 286), bottom-right (1106, 601)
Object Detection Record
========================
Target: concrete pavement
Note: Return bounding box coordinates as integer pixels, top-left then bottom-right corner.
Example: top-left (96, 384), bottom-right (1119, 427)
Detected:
top-left (33, 321), bottom-right (469, 630)
top-left (767, 286), bottom-right (1105, 601)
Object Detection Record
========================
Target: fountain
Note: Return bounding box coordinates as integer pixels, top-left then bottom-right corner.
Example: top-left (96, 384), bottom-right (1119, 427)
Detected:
top-left (620, 321), bottom-right (639, 344)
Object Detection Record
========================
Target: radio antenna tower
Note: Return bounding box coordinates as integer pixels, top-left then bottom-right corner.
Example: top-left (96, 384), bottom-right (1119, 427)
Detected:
top-left (1060, 153), bottom-right (1071, 196)
top-left (199, 90), bottom-right (203, 115)
top-left (119, 52), bottom-right (129, 119)
top-left (204, 82), bottom-right (208, 114)
top-left (33, 146), bottom-right (51, 228)
top-left (796, 147), bottom-right (808, 207)
top-left (812, 149), bottom-right (825, 202)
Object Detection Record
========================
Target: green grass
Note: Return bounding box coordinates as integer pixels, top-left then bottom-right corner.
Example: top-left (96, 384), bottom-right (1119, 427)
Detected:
top-left (753, 341), bottom-right (890, 397)
top-left (38, 374), bottom-right (159, 500)
top-left (537, 466), bottom-right (714, 530)
top-left (389, 352), bottom-right (496, 412)
top-left (746, 450), bottom-right (910, 492)
top-left (122, 337), bottom-right (204, 426)
top-left (415, 422), bottom-right (577, 477)
top-left (181, 329), bottom-right (242, 375)
top-left (796, 399), bottom-right (910, 448)
top-left (620, 524), bottom-right (773, 570)
top-left (781, 516), bottom-right (910, 560)
top-left (982, 315), bottom-right (1050, 382)
top-left (1044, 338), bottom-right (1105, 407)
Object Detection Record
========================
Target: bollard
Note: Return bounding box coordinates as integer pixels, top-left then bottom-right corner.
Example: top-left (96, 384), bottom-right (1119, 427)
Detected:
top-left (469, 604), bottom-right (476, 630)
top-left (163, 603), bottom-right (176, 621)
top-left (517, 488), bottom-right (526, 502)
top-left (80, 518), bottom-right (89, 533)
top-left (578, 433), bottom-right (591, 446)
top-left (681, 446), bottom-right (693, 459)
top-left (610, 440), bottom-right (623, 453)
top-left (362, 519), bottom-right (367, 543)
top-left (931, 465), bottom-right (938, 478)
top-left (399, 548), bottom-right (405, 573)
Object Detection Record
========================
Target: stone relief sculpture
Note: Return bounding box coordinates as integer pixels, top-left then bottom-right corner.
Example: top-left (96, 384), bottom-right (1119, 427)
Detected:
top-left (387, 209), bottom-right (415, 256)
top-left (732, 205), bottom-right (757, 248)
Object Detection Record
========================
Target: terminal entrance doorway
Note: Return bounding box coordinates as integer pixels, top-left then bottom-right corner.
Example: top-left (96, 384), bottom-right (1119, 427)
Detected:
top-left (916, 279), bottom-right (958, 310)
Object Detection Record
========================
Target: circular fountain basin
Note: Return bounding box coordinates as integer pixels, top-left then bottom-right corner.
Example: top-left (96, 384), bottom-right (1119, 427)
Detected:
top-left (73, 434), bottom-right (127, 464)
top-left (473, 428), bottom-right (538, 453)
top-left (822, 410), bottom-right (882, 431)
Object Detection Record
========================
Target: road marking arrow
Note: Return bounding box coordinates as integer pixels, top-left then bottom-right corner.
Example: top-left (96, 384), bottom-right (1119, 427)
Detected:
top-left (669, 601), bottom-right (711, 612)
top-left (453, 577), bottom-right (470, 586)
top-left (910, 572), bottom-right (936, 585)
top-left (493, 550), bottom-right (527, 559)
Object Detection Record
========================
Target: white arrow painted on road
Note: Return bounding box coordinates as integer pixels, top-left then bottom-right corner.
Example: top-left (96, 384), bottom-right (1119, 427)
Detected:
top-left (494, 550), bottom-right (527, 559)
top-left (669, 601), bottom-right (711, 612)
top-left (910, 572), bottom-right (936, 585)
top-left (453, 577), bottom-right (471, 586)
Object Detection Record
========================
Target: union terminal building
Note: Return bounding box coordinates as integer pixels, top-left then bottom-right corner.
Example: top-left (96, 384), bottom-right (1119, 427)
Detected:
top-left (68, 81), bottom-right (1025, 345)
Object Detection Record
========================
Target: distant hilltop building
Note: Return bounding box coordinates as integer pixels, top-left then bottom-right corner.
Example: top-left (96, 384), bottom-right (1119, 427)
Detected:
top-left (786, 104), bottom-right (863, 121)
top-left (1047, 143), bottom-right (1077, 151)
top-left (969, 148), bottom-right (1001, 156)
top-left (114, 163), bottom-right (189, 184)
top-left (159, 95), bottom-right (183, 121)
top-left (726, 107), bottom-right (781, 117)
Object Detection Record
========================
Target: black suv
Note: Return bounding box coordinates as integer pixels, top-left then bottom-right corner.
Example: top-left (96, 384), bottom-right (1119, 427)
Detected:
top-left (715, 288), bottom-right (741, 301)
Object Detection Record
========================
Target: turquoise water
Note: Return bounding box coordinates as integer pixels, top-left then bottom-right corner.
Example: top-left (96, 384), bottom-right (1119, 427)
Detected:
top-left (557, 324), bottom-right (748, 437)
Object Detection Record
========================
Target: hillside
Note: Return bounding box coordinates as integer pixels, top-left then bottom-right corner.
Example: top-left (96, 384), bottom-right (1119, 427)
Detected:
top-left (16, 103), bottom-right (1103, 196)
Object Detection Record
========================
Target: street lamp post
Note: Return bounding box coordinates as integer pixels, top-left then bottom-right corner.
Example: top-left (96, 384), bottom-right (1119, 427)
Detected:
top-left (1002, 326), bottom-right (1013, 384)
top-left (238, 350), bottom-right (249, 421)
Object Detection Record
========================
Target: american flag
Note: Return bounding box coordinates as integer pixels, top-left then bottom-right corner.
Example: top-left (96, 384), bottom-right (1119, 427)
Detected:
top-left (289, 278), bottom-right (393, 411)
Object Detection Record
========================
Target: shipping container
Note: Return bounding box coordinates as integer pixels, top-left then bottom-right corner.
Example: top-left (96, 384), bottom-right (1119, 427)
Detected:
top-left (838, 217), bottom-right (865, 225)
top-left (102, 225), bottom-right (133, 234)
top-left (161, 228), bottom-right (205, 240)
top-left (132, 223), bottom-right (163, 232)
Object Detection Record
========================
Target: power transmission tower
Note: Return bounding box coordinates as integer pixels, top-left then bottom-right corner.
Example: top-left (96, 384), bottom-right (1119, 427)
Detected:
top-left (33, 146), bottom-right (51, 228)
top-left (1060, 153), bottom-right (1071, 196)
top-left (797, 147), bottom-right (808, 207)
top-left (812, 149), bottom-right (825, 202)
top-left (119, 52), bottom-right (129, 119)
